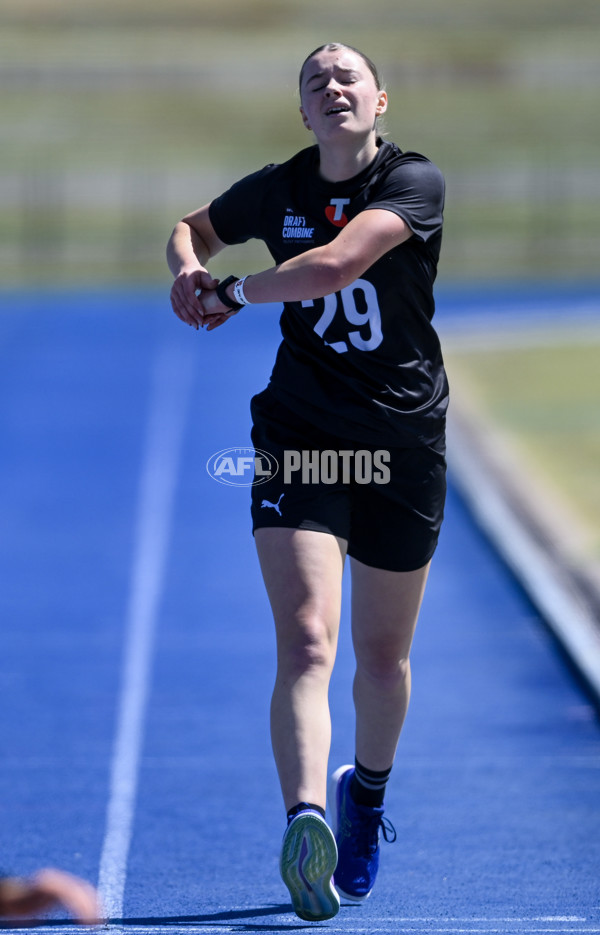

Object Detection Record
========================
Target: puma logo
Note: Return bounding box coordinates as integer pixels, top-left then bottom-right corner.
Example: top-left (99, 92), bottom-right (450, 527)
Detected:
top-left (261, 493), bottom-right (284, 516)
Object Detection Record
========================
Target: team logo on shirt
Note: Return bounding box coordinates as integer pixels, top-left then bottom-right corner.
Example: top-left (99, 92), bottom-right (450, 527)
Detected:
top-left (280, 199), bottom-right (350, 240)
top-left (282, 209), bottom-right (315, 241)
top-left (325, 198), bottom-right (350, 227)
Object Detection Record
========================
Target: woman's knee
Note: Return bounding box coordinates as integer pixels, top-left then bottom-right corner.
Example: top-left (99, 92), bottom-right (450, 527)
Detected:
top-left (355, 647), bottom-right (411, 687)
top-left (276, 613), bottom-right (337, 678)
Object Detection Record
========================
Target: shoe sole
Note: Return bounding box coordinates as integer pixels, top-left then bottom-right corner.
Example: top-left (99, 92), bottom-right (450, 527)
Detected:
top-left (280, 812), bottom-right (340, 921)
top-left (328, 765), bottom-right (372, 903)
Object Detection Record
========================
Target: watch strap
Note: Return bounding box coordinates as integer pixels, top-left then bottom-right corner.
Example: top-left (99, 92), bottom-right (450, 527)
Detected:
top-left (215, 274), bottom-right (243, 311)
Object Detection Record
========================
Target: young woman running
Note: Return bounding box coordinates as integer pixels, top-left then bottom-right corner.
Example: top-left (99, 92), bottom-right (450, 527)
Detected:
top-left (167, 42), bottom-right (447, 922)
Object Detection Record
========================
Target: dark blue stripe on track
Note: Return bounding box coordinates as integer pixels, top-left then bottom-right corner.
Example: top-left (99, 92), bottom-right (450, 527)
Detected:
top-left (0, 289), bottom-right (598, 932)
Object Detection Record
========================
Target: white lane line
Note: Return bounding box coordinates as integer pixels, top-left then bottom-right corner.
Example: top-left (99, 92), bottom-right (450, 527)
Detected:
top-left (40, 926), bottom-right (600, 935)
top-left (97, 336), bottom-right (195, 923)
top-left (33, 917), bottom-right (596, 935)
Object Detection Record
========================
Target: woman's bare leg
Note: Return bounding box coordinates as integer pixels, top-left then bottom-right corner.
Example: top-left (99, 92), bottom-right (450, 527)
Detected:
top-left (350, 558), bottom-right (431, 771)
top-left (255, 527), bottom-right (347, 811)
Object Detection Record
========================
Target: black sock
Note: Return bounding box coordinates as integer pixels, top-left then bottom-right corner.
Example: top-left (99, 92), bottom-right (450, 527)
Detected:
top-left (350, 758), bottom-right (392, 808)
top-left (286, 802), bottom-right (326, 824)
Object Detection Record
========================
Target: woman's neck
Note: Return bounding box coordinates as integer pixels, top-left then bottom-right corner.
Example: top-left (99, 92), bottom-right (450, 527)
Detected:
top-left (317, 135), bottom-right (380, 183)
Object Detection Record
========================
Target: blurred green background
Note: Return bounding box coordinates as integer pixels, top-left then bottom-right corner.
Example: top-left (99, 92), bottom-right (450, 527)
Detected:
top-left (2, 0), bottom-right (599, 284)
top-left (1, 0), bottom-right (599, 570)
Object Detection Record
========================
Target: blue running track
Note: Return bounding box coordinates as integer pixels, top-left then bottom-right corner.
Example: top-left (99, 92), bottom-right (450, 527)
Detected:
top-left (0, 288), bottom-right (599, 934)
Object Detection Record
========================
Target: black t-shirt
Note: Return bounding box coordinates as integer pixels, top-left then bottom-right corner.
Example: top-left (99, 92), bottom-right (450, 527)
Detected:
top-left (209, 140), bottom-right (448, 447)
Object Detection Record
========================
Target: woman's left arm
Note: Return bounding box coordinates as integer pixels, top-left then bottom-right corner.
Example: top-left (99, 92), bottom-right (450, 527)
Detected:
top-left (202, 209), bottom-right (411, 325)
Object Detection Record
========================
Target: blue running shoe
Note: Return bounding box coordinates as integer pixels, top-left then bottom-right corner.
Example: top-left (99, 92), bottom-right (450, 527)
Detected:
top-left (280, 810), bottom-right (340, 921)
top-left (329, 765), bottom-right (397, 902)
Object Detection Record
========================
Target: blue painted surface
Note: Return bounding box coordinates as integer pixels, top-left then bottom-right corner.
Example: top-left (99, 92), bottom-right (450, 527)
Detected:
top-left (0, 288), bottom-right (599, 932)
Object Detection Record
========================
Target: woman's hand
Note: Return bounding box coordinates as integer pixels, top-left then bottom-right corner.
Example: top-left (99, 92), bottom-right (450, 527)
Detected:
top-left (170, 267), bottom-right (219, 330)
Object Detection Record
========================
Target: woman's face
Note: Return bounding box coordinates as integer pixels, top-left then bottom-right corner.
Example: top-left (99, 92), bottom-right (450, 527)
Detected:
top-left (299, 47), bottom-right (387, 146)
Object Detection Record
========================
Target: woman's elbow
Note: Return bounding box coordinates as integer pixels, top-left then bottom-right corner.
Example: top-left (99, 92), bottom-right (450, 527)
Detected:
top-left (313, 253), bottom-right (363, 296)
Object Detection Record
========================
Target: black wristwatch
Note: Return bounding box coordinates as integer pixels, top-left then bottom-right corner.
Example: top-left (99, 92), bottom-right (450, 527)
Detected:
top-left (215, 274), bottom-right (243, 312)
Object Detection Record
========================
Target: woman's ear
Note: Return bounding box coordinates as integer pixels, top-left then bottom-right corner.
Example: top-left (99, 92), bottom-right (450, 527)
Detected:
top-left (299, 106), bottom-right (312, 131)
top-left (375, 90), bottom-right (388, 115)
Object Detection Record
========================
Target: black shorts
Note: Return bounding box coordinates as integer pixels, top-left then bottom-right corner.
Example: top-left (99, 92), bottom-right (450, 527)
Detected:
top-left (250, 389), bottom-right (447, 572)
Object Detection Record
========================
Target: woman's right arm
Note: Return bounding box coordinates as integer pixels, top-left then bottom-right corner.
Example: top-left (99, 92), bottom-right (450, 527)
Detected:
top-left (167, 204), bottom-right (228, 329)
